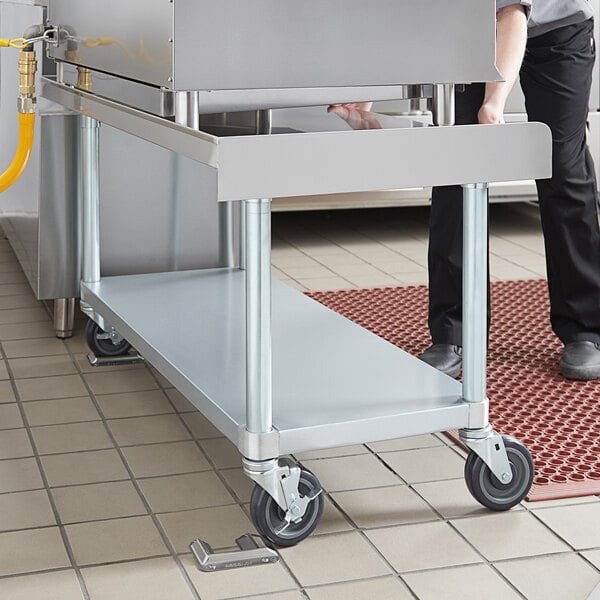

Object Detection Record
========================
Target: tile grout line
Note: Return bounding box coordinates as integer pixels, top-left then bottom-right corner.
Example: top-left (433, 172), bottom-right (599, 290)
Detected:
top-left (62, 338), bottom-right (203, 600)
top-left (0, 340), bottom-right (93, 600)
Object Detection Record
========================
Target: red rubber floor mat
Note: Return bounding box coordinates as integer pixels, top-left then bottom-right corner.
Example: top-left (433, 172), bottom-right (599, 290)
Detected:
top-left (307, 279), bottom-right (600, 502)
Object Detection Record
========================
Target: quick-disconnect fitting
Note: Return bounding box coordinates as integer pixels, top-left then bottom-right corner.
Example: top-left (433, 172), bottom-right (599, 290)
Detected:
top-left (18, 49), bottom-right (36, 97)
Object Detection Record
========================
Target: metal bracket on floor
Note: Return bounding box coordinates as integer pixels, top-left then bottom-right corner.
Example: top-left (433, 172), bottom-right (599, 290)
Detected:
top-left (190, 534), bottom-right (279, 571)
top-left (86, 352), bottom-right (145, 367)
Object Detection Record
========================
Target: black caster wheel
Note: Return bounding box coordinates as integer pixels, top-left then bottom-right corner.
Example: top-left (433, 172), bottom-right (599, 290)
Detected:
top-left (464, 435), bottom-right (534, 511)
top-left (85, 320), bottom-right (132, 357)
top-left (250, 468), bottom-right (324, 547)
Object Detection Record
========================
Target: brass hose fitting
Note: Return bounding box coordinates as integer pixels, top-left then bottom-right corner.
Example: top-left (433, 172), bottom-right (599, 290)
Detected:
top-left (18, 49), bottom-right (36, 97)
top-left (64, 49), bottom-right (92, 91)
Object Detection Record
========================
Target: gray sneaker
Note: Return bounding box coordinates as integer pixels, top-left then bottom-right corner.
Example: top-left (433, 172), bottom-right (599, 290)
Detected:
top-left (559, 341), bottom-right (600, 381)
top-left (418, 344), bottom-right (462, 378)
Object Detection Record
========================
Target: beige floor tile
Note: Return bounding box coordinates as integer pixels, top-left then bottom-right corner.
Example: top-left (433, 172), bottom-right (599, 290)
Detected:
top-left (583, 549), bottom-right (600, 570)
top-left (0, 320), bottom-right (56, 340)
top-left (280, 265), bottom-right (336, 279)
top-left (412, 478), bottom-right (495, 519)
top-left (180, 412), bottom-right (224, 439)
top-left (82, 557), bottom-right (194, 600)
top-left (344, 274), bottom-right (400, 288)
top-left (0, 403), bottom-right (23, 429)
top-left (165, 389), bottom-right (196, 413)
top-left (122, 441), bottom-right (210, 478)
top-left (331, 485), bottom-right (438, 529)
top-left (282, 279), bottom-right (309, 292)
top-left (0, 380), bottom-right (15, 403)
top-left (0, 489), bottom-right (55, 531)
top-left (83, 369), bottom-right (159, 395)
top-left (0, 295), bottom-right (39, 310)
top-left (533, 503), bottom-right (600, 550)
top-left (23, 397), bottom-right (100, 427)
top-left (158, 505), bottom-right (254, 552)
top-left (306, 576), bottom-right (413, 600)
top-left (0, 283), bottom-right (33, 297)
top-left (295, 445), bottom-right (368, 460)
top-left (325, 263), bottom-right (387, 277)
top-left (0, 569), bottom-right (84, 600)
top-left (379, 446), bottom-right (465, 484)
top-left (0, 457), bottom-right (43, 493)
top-left (280, 531), bottom-right (391, 586)
top-left (107, 415), bottom-right (191, 446)
top-left (240, 593), bottom-right (304, 600)
top-left (148, 368), bottom-right (171, 389)
top-left (16, 374), bottom-right (88, 402)
top-left (182, 554), bottom-right (297, 600)
top-left (9, 356), bottom-right (77, 379)
top-left (366, 521), bottom-right (481, 572)
top-left (0, 527), bottom-right (70, 576)
top-left (495, 553), bottom-right (600, 600)
top-left (313, 498), bottom-right (354, 536)
top-left (452, 511), bottom-right (569, 561)
top-left (95, 390), bottom-right (174, 419)
top-left (312, 253), bottom-right (367, 268)
top-left (403, 564), bottom-right (521, 600)
top-left (2, 337), bottom-right (68, 358)
top-left (138, 472), bottom-right (234, 513)
top-left (52, 481), bottom-right (147, 523)
top-left (31, 421), bottom-right (113, 455)
top-left (0, 307), bottom-right (48, 325)
top-left (220, 468), bottom-right (255, 503)
top-left (40, 449), bottom-right (129, 486)
top-left (66, 515), bottom-right (168, 566)
top-left (367, 434), bottom-right (442, 453)
top-left (301, 454), bottom-right (402, 492)
top-left (0, 361), bottom-right (9, 380)
top-left (0, 428), bottom-right (33, 459)
top-left (296, 277), bottom-right (353, 291)
top-left (200, 438), bottom-right (241, 469)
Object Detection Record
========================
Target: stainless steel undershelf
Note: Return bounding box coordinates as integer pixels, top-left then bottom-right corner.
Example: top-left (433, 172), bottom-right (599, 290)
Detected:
top-left (81, 269), bottom-right (466, 455)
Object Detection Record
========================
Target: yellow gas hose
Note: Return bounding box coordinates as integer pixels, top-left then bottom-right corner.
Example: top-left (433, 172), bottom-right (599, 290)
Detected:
top-left (0, 112), bottom-right (35, 193)
top-left (0, 47), bottom-right (36, 193)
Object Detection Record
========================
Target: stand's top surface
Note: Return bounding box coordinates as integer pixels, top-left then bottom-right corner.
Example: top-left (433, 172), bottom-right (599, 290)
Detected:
top-left (42, 78), bottom-right (553, 202)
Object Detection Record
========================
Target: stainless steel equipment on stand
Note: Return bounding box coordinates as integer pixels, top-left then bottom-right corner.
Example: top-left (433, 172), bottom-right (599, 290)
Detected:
top-left (35, 0), bottom-right (551, 565)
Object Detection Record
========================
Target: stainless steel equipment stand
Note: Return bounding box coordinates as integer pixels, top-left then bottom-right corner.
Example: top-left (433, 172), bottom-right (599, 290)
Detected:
top-left (58, 76), bottom-right (549, 559)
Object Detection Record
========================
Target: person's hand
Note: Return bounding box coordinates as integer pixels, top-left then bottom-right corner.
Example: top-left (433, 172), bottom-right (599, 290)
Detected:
top-left (327, 102), bottom-right (382, 130)
top-left (478, 101), bottom-right (505, 124)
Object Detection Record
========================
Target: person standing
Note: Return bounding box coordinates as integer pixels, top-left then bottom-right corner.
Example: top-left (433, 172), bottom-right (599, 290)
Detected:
top-left (420, 0), bottom-right (600, 381)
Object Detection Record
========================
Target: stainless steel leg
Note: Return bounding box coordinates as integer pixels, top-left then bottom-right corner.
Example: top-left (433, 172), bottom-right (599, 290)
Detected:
top-left (432, 83), bottom-right (455, 126)
top-left (460, 183), bottom-right (512, 483)
top-left (462, 183), bottom-right (488, 406)
top-left (244, 198), bottom-right (273, 435)
top-left (53, 298), bottom-right (75, 338)
top-left (79, 115), bottom-right (101, 324)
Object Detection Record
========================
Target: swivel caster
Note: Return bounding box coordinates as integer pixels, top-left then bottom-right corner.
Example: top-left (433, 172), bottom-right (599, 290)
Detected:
top-left (250, 468), bottom-right (324, 547)
top-left (464, 434), bottom-right (534, 510)
top-left (85, 319), bottom-right (132, 357)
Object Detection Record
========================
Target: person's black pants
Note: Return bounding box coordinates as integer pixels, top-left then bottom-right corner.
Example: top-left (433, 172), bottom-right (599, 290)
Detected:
top-left (428, 18), bottom-right (600, 346)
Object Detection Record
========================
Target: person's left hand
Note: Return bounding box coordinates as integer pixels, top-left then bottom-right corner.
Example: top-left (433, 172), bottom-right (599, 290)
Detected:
top-left (328, 102), bottom-right (382, 130)
top-left (478, 101), bottom-right (505, 124)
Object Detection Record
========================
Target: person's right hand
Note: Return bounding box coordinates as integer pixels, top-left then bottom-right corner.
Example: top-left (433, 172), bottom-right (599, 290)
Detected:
top-left (478, 101), bottom-right (505, 124)
top-left (327, 102), bottom-right (382, 130)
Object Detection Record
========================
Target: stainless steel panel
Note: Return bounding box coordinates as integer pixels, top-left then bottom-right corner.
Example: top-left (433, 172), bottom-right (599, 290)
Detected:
top-left (48, 0), bottom-right (499, 96)
top-left (81, 271), bottom-right (467, 453)
top-left (216, 121), bottom-right (552, 201)
top-left (48, 0), bottom-right (172, 87)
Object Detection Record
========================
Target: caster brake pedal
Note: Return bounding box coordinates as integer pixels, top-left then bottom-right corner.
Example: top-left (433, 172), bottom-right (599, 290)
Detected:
top-left (190, 534), bottom-right (279, 571)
